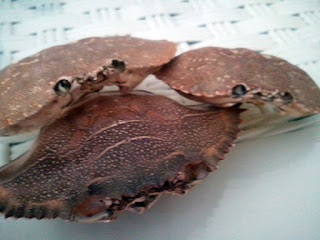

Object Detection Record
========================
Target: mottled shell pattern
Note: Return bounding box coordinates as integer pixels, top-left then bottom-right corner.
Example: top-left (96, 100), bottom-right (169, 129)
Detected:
top-left (1, 36), bottom-right (320, 224)
top-left (0, 92), bottom-right (241, 222)
top-left (0, 37), bottom-right (177, 136)
top-left (155, 47), bottom-right (320, 116)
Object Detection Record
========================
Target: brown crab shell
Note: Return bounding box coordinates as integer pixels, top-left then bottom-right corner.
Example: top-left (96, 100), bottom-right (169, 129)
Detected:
top-left (0, 91), bottom-right (241, 223)
top-left (0, 36), bottom-right (177, 136)
top-left (154, 47), bottom-right (320, 116)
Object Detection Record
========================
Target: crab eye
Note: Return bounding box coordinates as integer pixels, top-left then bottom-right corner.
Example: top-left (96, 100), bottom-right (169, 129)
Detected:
top-left (111, 59), bottom-right (126, 73)
top-left (54, 79), bottom-right (71, 96)
top-left (281, 92), bottom-right (293, 104)
top-left (232, 84), bottom-right (247, 98)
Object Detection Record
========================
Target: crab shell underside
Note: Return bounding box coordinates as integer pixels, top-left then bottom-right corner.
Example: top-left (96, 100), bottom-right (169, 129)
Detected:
top-left (0, 92), bottom-right (241, 222)
top-left (0, 36), bottom-right (177, 136)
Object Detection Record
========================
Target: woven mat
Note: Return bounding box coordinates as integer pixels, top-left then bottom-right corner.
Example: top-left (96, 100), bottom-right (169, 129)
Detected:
top-left (1, 0), bottom-right (320, 72)
top-left (0, 0), bottom-right (320, 161)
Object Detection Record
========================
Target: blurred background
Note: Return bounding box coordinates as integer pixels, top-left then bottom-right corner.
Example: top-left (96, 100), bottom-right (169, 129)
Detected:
top-left (0, 0), bottom-right (320, 239)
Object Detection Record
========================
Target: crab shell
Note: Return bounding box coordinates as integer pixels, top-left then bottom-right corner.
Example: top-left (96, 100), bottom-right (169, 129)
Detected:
top-left (0, 37), bottom-right (177, 136)
top-left (154, 47), bottom-right (320, 116)
top-left (0, 91), bottom-right (241, 222)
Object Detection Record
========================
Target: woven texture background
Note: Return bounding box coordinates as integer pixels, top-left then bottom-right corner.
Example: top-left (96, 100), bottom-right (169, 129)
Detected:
top-left (0, 1), bottom-right (320, 239)
top-left (1, 0), bottom-right (320, 79)
top-left (1, 0), bottom-right (320, 161)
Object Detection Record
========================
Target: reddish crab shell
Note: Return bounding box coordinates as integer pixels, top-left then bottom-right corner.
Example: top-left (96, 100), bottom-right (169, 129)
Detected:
top-left (155, 47), bottom-right (320, 116)
top-left (0, 92), bottom-right (241, 222)
top-left (0, 36), bottom-right (177, 136)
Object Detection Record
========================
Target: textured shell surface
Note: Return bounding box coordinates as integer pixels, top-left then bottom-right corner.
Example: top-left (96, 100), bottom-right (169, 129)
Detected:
top-left (155, 47), bottom-right (320, 115)
top-left (0, 37), bottom-right (177, 136)
top-left (0, 92), bottom-right (241, 222)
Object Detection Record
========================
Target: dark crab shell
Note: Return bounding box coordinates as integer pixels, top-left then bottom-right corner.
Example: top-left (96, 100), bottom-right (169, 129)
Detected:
top-left (154, 47), bottom-right (320, 116)
top-left (0, 36), bottom-right (177, 136)
top-left (0, 91), bottom-right (241, 222)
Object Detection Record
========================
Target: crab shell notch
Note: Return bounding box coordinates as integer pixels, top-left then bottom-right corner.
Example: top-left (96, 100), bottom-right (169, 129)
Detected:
top-left (154, 47), bottom-right (320, 116)
top-left (0, 91), bottom-right (241, 223)
top-left (0, 36), bottom-right (177, 136)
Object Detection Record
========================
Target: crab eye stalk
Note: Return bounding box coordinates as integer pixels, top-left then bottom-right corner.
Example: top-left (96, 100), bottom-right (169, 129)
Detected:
top-left (232, 84), bottom-right (247, 98)
top-left (111, 59), bottom-right (126, 73)
top-left (54, 79), bottom-right (71, 96)
top-left (74, 76), bottom-right (86, 85)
